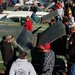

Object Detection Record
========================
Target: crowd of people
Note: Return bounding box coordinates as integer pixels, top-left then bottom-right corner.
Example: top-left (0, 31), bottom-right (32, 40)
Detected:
top-left (0, 0), bottom-right (75, 75)
top-left (0, 34), bottom-right (55, 75)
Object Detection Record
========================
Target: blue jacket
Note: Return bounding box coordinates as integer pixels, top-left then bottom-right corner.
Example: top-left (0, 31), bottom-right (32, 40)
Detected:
top-left (31, 12), bottom-right (41, 23)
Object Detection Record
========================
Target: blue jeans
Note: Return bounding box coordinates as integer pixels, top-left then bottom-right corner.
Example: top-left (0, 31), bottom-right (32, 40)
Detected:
top-left (71, 63), bottom-right (75, 75)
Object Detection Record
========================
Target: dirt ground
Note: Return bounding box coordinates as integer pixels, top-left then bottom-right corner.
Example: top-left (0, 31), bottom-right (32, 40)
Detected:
top-left (0, 70), bottom-right (5, 75)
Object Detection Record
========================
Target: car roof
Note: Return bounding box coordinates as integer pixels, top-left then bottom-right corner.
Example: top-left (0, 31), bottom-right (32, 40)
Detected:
top-left (6, 11), bottom-right (33, 18)
top-left (5, 11), bottom-right (49, 18)
top-left (2, 11), bottom-right (14, 14)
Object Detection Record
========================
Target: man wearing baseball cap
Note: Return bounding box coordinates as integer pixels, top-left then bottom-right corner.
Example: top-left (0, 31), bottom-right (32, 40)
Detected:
top-left (40, 43), bottom-right (55, 75)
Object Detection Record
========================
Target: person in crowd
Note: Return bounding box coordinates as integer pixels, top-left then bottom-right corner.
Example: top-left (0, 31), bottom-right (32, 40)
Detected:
top-left (68, 13), bottom-right (75, 28)
top-left (0, 5), bottom-right (3, 13)
top-left (62, 15), bottom-right (71, 35)
top-left (1, 1), bottom-right (7, 10)
top-left (64, 0), bottom-right (68, 15)
top-left (72, 3), bottom-right (75, 19)
top-left (0, 34), bottom-right (21, 75)
top-left (68, 1), bottom-right (73, 13)
top-left (49, 18), bottom-right (56, 26)
top-left (40, 42), bottom-right (55, 75)
top-left (37, 3), bottom-right (45, 11)
top-left (55, 1), bottom-right (64, 21)
top-left (13, 0), bottom-right (18, 5)
top-left (67, 26), bottom-right (75, 75)
top-left (0, 34), bottom-right (18, 66)
top-left (7, 0), bottom-right (14, 6)
top-left (0, 0), bottom-right (2, 5)
top-left (9, 51), bottom-right (37, 75)
top-left (42, 0), bottom-right (48, 3)
top-left (31, 9), bottom-right (41, 23)
top-left (24, 16), bottom-right (33, 32)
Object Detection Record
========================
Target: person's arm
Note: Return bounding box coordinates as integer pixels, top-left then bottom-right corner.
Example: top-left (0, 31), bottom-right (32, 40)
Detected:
top-left (71, 17), bottom-right (75, 24)
top-left (13, 41), bottom-right (24, 51)
top-left (30, 64), bottom-right (37, 75)
top-left (9, 62), bottom-right (16, 75)
top-left (29, 21), bottom-right (32, 31)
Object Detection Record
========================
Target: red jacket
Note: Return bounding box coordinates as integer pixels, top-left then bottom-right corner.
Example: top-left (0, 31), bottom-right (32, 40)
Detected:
top-left (0, 0), bottom-right (2, 5)
top-left (24, 20), bottom-right (32, 31)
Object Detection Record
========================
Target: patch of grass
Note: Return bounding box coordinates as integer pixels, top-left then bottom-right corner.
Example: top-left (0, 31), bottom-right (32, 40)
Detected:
top-left (0, 63), bottom-right (6, 71)
top-left (0, 52), bottom-right (6, 71)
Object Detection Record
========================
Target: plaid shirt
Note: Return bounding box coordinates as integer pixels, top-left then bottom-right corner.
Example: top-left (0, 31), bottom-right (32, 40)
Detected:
top-left (42, 50), bottom-right (55, 75)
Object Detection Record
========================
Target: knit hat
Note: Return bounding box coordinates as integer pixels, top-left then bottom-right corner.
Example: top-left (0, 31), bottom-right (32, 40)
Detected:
top-left (56, 2), bottom-right (62, 9)
top-left (40, 43), bottom-right (50, 50)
